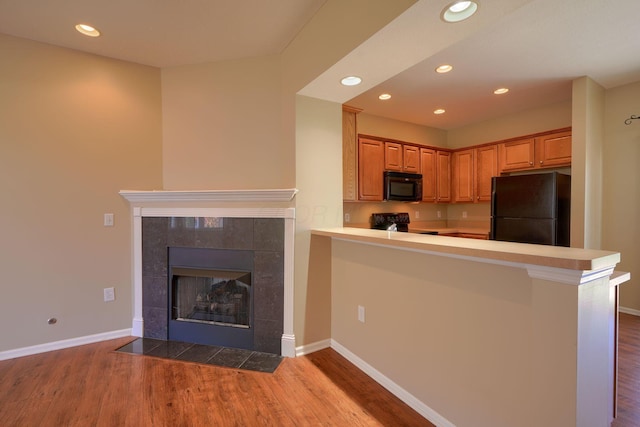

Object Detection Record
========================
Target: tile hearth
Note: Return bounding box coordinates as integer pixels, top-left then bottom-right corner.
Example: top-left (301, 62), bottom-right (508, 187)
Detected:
top-left (116, 338), bottom-right (282, 373)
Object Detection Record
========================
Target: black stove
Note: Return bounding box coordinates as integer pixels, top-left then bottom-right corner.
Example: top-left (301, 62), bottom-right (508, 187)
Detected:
top-left (371, 212), bottom-right (410, 232)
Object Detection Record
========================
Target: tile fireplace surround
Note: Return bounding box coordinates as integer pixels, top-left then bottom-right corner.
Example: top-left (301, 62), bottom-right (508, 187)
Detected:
top-left (120, 189), bottom-right (297, 357)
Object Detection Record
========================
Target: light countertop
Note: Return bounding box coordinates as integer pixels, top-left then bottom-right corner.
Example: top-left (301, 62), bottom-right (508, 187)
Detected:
top-left (311, 227), bottom-right (620, 272)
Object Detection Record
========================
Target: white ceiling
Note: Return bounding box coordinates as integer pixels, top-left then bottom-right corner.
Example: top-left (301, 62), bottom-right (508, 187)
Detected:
top-left (2, 0), bottom-right (640, 130)
top-left (0, 0), bottom-right (326, 67)
top-left (344, 0), bottom-right (640, 129)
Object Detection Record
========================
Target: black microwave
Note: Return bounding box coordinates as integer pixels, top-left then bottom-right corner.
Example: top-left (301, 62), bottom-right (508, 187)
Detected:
top-left (383, 171), bottom-right (423, 202)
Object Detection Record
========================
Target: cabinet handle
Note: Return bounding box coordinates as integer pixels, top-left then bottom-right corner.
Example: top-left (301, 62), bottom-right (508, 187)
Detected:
top-left (529, 161), bottom-right (533, 165)
top-left (540, 160), bottom-right (544, 165)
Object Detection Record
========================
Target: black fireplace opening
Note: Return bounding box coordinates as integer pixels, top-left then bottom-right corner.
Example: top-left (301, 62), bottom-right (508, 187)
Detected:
top-left (168, 247), bottom-right (254, 350)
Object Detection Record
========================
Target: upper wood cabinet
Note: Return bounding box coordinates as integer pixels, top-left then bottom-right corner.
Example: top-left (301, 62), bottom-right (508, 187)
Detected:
top-left (342, 106), bottom-right (360, 201)
top-left (475, 145), bottom-right (498, 202)
top-left (358, 137), bottom-right (384, 201)
top-left (436, 150), bottom-right (451, 203)
top-left (536, 130), bottom-right (572, 168)
top-left (499, 130), bottom-right (571, 173)
top-left (420, 148), bottom-right (450, 202)
top-left (452, 149), bottom-right (475, 203)
top-left (385, 142), bottom-right (420, 172)
top-left (452, 145), bottom-right (498, 203)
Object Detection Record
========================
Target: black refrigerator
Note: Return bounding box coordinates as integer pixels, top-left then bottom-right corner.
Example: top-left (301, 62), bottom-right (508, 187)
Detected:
top-left (490, 172), bottom-right (571, 246)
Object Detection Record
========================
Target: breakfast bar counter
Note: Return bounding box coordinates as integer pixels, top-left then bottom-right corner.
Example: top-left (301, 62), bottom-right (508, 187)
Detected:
top-left (312, 227), bottom-right (620, 272)
top-left (310, 227), bottom-right (627, 427)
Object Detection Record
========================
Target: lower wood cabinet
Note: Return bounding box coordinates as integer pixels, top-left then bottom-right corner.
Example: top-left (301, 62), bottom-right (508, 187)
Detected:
top-left (440, 232), bottom-right (489, 240)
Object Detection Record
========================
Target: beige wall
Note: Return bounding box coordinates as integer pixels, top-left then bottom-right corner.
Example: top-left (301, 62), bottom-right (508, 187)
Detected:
top-left (0, 34), bottom-right (162, 351)
top-left (0, 0), bottom-right (418, 353)
top-left (294, 95), bottom-right (342, 345)
top-left (330, 238), bottom-right (613, 426)
top-left (603, 80), bottom-right (640, 312)
top-left (571, 77), bottom-right (605, 249)
top-left (447, 100), bottom-right (572, 149)
top-left (161, 55), bottom-right (290, 190)
top-left (357, 113), bottom-right (447, 147)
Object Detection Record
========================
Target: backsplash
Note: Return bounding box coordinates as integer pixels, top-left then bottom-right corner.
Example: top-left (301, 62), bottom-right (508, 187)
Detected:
top-left (343, 201), bottom-right (490, 230)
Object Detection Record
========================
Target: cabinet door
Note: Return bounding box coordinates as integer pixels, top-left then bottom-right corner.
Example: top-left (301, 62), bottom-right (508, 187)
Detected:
top-left (475, 145), bottom-right (498, 202)
top-left (403, 145), bottom-right (420, 173)
top-left (499, 138), bottom-right (535, 173)
top-left (420, 148), bottom-right (437, 202)
top-left (384, 142), bottom-right (403, 171)
top-left (342, 109), bottom-right (358, 201)
top-left (358, 138), bottom-right (384, 201)
top-left (536, 131), bottom-right (571, 168)
top-left (452, 149), bottom-right (474, 203)
top-left (436, 150), bottom-right (451, 202)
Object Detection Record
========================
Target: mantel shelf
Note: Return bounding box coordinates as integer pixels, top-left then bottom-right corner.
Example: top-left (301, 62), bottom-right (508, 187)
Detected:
top-left (119, 188), bottom-right (298, 203)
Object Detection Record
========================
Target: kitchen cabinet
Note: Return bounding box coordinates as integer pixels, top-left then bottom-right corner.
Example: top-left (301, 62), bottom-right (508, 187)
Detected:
top-left (385, 142), bottom-right (420, 172)
top-left (498, 130), bottom-right (571, 173)
top-left (475, 145), bottom-right (498, 202)
top-left (440, 232), bottom-right (489, 240)
top-left (358, 137), bottom-right (384, 201)
top-left (536, 130), bottom-right (572, 168)
top-left (452, 149), bottom-right (475, 203)
top-left (342, 106), bottom-right (361, 201)
top-left (436, 151), bottom-right (451, 202)
top-left (452, 145), bottom-right (498, 203)
top-left (421, 148), bottom-right (450, 202)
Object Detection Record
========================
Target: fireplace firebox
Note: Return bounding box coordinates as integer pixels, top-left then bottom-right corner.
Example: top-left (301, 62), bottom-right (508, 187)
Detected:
top-left (168, 247), bottom-right (254, 350)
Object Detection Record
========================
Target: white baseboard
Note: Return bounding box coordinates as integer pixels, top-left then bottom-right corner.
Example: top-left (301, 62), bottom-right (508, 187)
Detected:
top-left (330, 339), bottom-right (454, 427)
top-left (281, 333), bottom-right (296, 358)
top-left (0, 329), bottom-right (132, 361)
top-left (619, 306), bottom-right (640, 317)
top-left (295, 338), bottom-right (331, 357)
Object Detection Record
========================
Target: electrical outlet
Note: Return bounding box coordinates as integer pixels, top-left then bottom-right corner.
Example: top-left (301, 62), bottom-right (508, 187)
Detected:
top-left (462, 211), bottom-right (468, 219)
top-left (104, 213), bottom-right (114, 227)
top-left (437, 210), bottom-right (442, 219)
top-left (104, 287), bottom-right (115, 302)
top-left (414, 211), bottom-right (420, 219)
top-left (344, 213), bottom-right (350, 223)
top-left (358, 305), bottom-right (365, 323)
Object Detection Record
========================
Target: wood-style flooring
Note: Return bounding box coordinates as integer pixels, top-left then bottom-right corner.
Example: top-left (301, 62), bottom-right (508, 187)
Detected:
top-left (0, 337), bottom-right (433, 426)
top-left (612, 313), bottom-right (640, 427)
top-left (1, 313), bottom-right (638, 426)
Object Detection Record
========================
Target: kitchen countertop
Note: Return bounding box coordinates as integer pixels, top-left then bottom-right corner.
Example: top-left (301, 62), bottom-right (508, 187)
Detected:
top-left (312, 227), bottom-right (620, 272)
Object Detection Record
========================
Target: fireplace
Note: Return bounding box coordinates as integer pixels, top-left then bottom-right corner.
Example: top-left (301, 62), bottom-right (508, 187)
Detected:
top-left (119, 188), bottom-right (298, 357)
top-left (168, 247), bottom-right (254, 350)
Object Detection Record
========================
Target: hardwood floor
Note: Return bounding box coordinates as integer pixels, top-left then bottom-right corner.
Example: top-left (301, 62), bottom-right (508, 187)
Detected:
top-left (612, 313), bottom-right (640, 427)
top-left (1, 313), bottom-right (638, 426)
top-left (0, 337), bottom-right (433, 426)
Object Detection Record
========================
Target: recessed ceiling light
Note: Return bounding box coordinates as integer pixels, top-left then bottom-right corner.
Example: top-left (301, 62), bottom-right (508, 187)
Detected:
top-left (435, 64), bottom-right (453, 74)
top-left (379, 93), bottom-right (392, 100)
top-left (75, 24), bottom-right (100, 37)
top-left (434, 109), bottom-right (446, 115)
top-left (441, 1), bottom-right (478, 23)
top-left (494, 87), bottom-right (509, 95)
top-left (341, 76), bottom-right (362, 86)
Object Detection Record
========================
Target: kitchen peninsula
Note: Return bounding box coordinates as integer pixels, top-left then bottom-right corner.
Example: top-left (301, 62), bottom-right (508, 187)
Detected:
top-left (311, 227), bottom-right (628, 427)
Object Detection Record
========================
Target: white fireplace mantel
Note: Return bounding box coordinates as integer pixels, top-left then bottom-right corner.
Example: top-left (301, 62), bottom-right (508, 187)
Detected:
top-left (120, 188), bottom-right (298, 357)
top-left (119, 188), bottom-right (298, 203)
